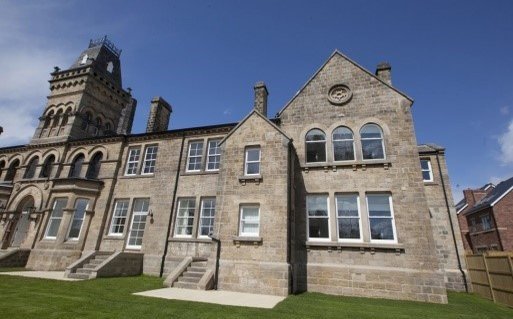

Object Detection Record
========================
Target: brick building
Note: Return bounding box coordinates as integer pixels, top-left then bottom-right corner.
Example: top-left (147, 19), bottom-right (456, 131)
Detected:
top-left (457, 177), bottom-right (513, 253)
top-left (0, 37), bottom-right (468, 303)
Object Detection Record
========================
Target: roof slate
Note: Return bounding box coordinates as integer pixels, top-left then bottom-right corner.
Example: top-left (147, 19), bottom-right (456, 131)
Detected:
top-left (465, 176), bottom-right (513, 214)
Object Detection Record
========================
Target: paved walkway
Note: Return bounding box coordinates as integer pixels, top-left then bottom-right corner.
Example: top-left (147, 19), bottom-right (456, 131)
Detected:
top-left (134, 288), bottom-right (285, 309)
top-left (0, 271), bottom-right (81, 281)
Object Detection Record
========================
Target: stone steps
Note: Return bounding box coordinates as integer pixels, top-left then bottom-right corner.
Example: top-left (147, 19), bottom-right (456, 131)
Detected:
top-left (172, 259), bottom-right (208, 289)
top-left (68, 273), bottom-right (90, 280)
top-left (67, 251), bottom-right (113, 279)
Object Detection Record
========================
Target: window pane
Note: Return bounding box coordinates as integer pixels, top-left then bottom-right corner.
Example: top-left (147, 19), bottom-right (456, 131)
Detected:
top-left (306, 129), bottom-right (326, 141)
top-left (338, 218), bottom-right (360, 239)
top-left (199, 198), bottom-right (216, 237)
top-left (240, 206), bottom-right (259, 236)
top-left (367, 195), bottom-right (391, 217)
top-left (142, 146), bottom-right (158, 174)
top-left (246, 149), bottom-right (260, 161)
top-left (360, 124), bottom-right (382, 139)
top-left (370, 218), bottom-right (394, 240)
top-left (187, 142), bottom-right (203, 171)
top-left (206, 140), bottom-right (221, 171)
top-left (126, 148), bottom-right (141, 175)
top-left (422, 171), bottom-right (432, 181)
top-left (308, 218), bottom-right (329, 238)
top-left (362, 140), bottom-right (384, 160)
top-left (333, 141), bottom-right (354, 161)
top-left (306, 142), bottom-right (326, 162)
top-left (333, 127), bottom-right (353, 140)
top-left (45, 198), bottom-right (68, 238)
top-left (175, 199), bottom-right (195, 236)
top-left (420, 160), bottom-right (429, 170)
top-left (337, 196), bottom-right (358, 217)
top-left (109, 200), bottom-right (129, 235)
top-left (246, 163), bottom-right (260, 175)
top-left (68, 198), bottom-right (88, 239)
top-left (307, 196), bottom-right (328, 217)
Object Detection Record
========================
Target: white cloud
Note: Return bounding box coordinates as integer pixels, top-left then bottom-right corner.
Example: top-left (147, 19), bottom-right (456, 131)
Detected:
top-left (498, 119), bottom-right (513, 164)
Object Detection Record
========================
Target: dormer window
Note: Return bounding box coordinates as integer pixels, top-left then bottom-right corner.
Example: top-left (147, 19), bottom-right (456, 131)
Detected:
top-left (80, 54), bottom-right (88, 65)
top-left (107, 61), bottom-right (114, 73)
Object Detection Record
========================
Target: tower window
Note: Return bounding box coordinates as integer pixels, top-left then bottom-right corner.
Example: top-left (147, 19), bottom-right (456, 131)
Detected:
top-left (107, 61), bottom-right (114, 73)
top-left (80, 54), bottom-right (88, 65)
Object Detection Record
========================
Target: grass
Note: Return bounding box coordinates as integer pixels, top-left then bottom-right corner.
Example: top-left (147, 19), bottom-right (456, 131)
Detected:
top-left (0, 275), bottom-right (512, 318)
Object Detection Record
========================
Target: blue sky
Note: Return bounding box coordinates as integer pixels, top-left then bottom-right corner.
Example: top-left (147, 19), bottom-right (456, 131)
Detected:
top-left (0, 0), bottom-right (512, 202)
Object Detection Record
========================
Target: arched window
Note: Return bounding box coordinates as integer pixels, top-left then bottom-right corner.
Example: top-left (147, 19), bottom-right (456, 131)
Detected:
top-left (94, 118), bottom-right (102, 136)
top-left (61, 109), bottom-right (71, 128)
top-left (107, 61), bottom-right (114, 73)
top-left (360, 124), bottom-right (385, 160)
top-left (5, 159), bottom-right (20, 182)
top-left (23, 157), bottom-right (39, 179)
top-left (305, 129), bottom-right (326, 163)
top-left (81, 112), bottom-right (92, 130)
top-left (40, 155), bottom-right (56, 178)
top-left (0, 160), bottom-right (5, 180)
top-left (86, 152), bottom-right (103, 179)
top-left (69, 154), bottom-right (85, 178)
top-left (105, 122), bottom-right (112, 132)
top-left (332, 126), bottom-right (355, 161)
top-left (52, 110), bottom-right (62, 128)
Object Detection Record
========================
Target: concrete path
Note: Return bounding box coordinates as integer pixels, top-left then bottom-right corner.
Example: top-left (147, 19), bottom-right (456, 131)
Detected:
top-left (0, 271), bottom-right (81, 281)
top-left (134, 288), bottom-right (285, 309)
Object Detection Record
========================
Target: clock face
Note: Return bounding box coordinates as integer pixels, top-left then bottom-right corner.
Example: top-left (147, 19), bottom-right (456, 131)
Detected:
top-left (328, 84), bottom-right (352, 105)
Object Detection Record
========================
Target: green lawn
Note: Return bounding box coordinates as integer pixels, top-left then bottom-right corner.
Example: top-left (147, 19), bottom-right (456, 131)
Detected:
top-left (0, 275), bottom-right (511, 318)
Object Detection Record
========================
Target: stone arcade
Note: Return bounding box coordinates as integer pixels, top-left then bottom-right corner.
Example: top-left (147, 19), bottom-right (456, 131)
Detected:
top-left (0, 37), bottom-right (469, 303)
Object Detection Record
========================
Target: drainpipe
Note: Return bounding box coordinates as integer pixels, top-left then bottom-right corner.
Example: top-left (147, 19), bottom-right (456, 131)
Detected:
top-left (208, 234), bottom-right (221, 290)
top-left (160, 133), bottom-right (185, 277)
top-left (435, 153), bottom-right (469, 292)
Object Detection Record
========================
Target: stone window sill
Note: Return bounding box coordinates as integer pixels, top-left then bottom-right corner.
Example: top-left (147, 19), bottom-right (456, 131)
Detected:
top-left (470, 228), bottom-right (496, 236)
top-left (120, 174), bottom-right (155, 179)
top-left (104, 235), bottom-right (125, 240)
top-left (423, 181), bottom-right (439, 186)
top-left (305, 241), bottom-right (404, 254)
top-left (168, 237), bottom-right (212, 243)
top-left (182, 170), bottom-right (219, 176)
top-left (303, 160), bottom-right (392, 172)
top-left (233, 236), bottom-right (262, 247)
top-left (238, 175), bottom-right (263, 185)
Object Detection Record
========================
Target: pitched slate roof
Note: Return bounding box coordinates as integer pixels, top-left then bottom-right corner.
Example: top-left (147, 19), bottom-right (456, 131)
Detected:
top-left (417, 143), bottom-right (445, 153)
top-left (465, 176), bottom-right (513, 215)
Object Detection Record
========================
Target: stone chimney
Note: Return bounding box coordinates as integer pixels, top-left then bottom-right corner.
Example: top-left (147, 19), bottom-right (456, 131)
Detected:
top-left (146, 97), bottom-right (172, 133)
top-left (375, 62), bottom-right (392, 85)
top-left (253, 81), bottom-right (268, 117)
top-left (117, 97), bottom-right (137, 135)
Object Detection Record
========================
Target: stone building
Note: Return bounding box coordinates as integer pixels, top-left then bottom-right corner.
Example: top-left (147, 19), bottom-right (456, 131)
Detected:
top-left (0, 37), bottom-right (468, 303)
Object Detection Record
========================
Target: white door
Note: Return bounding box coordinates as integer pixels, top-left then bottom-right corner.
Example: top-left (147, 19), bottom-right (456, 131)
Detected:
top-left (126, 199), bottom-right (149, 249)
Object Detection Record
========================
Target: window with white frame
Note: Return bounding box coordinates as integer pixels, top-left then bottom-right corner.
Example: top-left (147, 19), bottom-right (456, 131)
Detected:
top-left (67, 198), bottom-right (89, 240)
top-left (174, 198), bottom-right (196, 237)
top-left (198, 198), bottom-right (216, 237)
top-left (186, 141), bottom-right (203, 172)
top-left (239, 205), bottom-right (260, 236)
top-left (336, 194), bottom-right (361, 241)
top-left (305, 129), bottom-right (327, 163)
top-left (360, 124), bottom-right (385, 160)
top-left (244, 146), bottom-right (261, 175)
top-left (206, 139), bottom-right (221, 171)
top-left (126, 198), bottom-right (149, 249)
top-left (332, 126), bottom-right (355, 161)
top-left (45, 198), bottom-right (68, 239)
top-left (142, 145), bottom-right (158, 174)
top-left (109, 200), bottom-right (129, 235)
top-left (367, 194), bottom-right (396, 241)
top-left (420, 159), bottom-right (433, 182)
top-left (306, 195), bottom-right (330, 240)
top-left (125, 148), bottom-right (141, 175)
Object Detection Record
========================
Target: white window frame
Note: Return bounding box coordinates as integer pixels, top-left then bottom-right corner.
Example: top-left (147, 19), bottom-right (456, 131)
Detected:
top-left (420, 159), bottom-right (433, 182)
top-left (366, 194), bottom-right (397, 244)
top-left (360, 124), bottom-right (386, 161)
top-left (141, 145), bottom-right (158, 175)
top-left (174, 198), bottom-right (196, 238)
top-left (206, 139), bottom-right (221, 171)
top-left (108, 200), bottom-right (130, 236)
top-left (125, 147), bottom-right (141, 176)
top-left (335, 194), bottom-right (362, 242)
top-left (126, 198), bottom-right (150, 250)
top-left (44, 198), bottom-right (68, 239)
top-left (306, 195), bottom-right (331, 242)
top-left (198, 198), bottom-right (216, 238)
top-left (239, 205), bottom-right (260, 237)
top-left (66, 198), bottom-right (89, 240)
top-left (305, 129), bottom-right (327, 163)
top-left (244, 146), bottom-right (261, 176)
top-left (186, 141), bottom-right (204, 172)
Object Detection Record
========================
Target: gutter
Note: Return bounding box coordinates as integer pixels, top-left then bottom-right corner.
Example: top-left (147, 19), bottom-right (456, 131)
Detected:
top-left (435, 153), bottom-right (468, 292)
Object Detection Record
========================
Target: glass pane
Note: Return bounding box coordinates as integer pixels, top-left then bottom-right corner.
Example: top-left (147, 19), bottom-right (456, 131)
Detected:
top-left (306, 142), bottom-right (326, 162)
top-left (422, 171), bottom-right (431, 181)
top-left (336, 195), bottom-right (358, 217)
top-left (333, 127), bottom-right (353, 140)
top-left (420, 160), bottom-right (429, 170)
top-left (307, 196), bottom-right (328, 217)
top-left (246, 162), bottom-right (260, 175)
top-left (53, 199), bottom-right (67, 218)
top-left (370, 218), bottom-right (394, 240)
top-left (246, 148), bottom-right (260, 161)
top-left (241, 222), bottom-right (259, 234)
top-left (242, 207), bottom-right (259, 220)
top-left (367, 195), bottom-right (391, 217)
top-left (360, 124), bottom-right (382, 139)
top-left (308, 218), bottom-right (329, 238)
top-left (333, 141), bottom-right (354, 161)
top-left (46, 220), bottom-right (61, 238)
top-left (338, 218), bottom-right (360, 239)
top-left (306, 129), bottom-right (326, 141)
top-left (362, 140), bottom-right (384, 160)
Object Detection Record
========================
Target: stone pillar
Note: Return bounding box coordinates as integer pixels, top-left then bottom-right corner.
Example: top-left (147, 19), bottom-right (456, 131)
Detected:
top-left (253, 81), bottom-right (268, 117)
top-left (375, 62), bottom-right (392, 85)
top-left (146, 97), bottom-right (172, 133)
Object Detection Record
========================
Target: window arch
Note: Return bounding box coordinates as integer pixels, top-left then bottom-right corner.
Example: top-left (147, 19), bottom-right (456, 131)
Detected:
top-left (360, 123), bottom-right (385, 160)
top-left (52, 110), bottom-right (63, 128)
top-left (332, 126), bottom-right (355, 161)
top-left (5, 159), bottom-right (20, 182)
top-left (86, 152), bottom-right (103, 179)
top-left (305, 129), bottom-right (327, 163)
top-left (40, 155), bottom-right (56, 178)
top-left (23, 157), bottom-right (39, 179)
top-left (69, 154), bottom-right (85, 178)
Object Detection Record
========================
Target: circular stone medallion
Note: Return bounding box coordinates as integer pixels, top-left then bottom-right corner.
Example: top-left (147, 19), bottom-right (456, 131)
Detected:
top-left (328, 84), bottom-right (352, 105)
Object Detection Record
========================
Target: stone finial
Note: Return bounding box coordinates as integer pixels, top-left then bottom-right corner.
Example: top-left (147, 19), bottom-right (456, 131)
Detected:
top-left (253, 81), bottom-right (268, 117)
top-left (146, 97), bottom-right (172, 133)
top-left (375, 62), bottom-right (392, 85)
